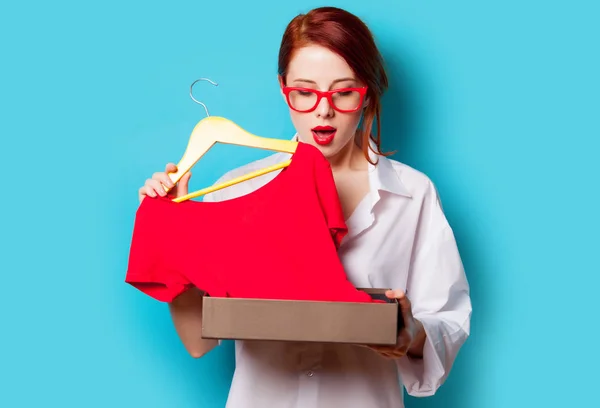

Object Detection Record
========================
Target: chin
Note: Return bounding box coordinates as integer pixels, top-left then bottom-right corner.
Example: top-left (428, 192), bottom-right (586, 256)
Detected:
top-left (314, 144), bottom-right (342, 158)
top-left (299, 138), bottom-right (335, 156)
top-left (298, 133), bottom-right (351, 158)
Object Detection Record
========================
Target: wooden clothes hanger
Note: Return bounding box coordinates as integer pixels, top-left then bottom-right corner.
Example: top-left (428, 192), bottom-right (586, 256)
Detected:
top-left (165, 78), bottom-right (298, 203)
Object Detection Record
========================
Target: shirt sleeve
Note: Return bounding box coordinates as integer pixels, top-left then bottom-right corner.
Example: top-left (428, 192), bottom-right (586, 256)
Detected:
top-left (313, 153), bottom-right (348, 249)
top-left (395, 180), bottom-right (472, 396)
top-left (125, 196), bottom-right (194, 302)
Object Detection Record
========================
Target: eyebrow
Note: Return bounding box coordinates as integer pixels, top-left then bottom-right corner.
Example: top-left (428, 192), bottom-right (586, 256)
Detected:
top-left (292, 77), bottom-right (357, 85)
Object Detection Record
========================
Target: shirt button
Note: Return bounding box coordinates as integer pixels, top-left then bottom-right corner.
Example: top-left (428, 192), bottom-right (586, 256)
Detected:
top-left (307, 370), bottom-right (314, 377)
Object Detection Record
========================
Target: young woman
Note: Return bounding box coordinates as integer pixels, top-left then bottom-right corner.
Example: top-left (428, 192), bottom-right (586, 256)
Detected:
top-left (138, 6), bottom-right (471, 408)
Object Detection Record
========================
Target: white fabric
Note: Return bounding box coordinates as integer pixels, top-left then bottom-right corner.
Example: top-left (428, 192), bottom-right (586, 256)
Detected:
top-left (203, 135), bottom-right (471, 408)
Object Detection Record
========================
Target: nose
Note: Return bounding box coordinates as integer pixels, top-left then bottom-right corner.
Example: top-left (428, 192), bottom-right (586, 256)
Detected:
top-left (315, 95), bottom-right (334, 118)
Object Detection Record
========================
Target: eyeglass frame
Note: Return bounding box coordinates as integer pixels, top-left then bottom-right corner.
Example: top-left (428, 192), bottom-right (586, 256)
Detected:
top-left (281, 86), bottom-right (368, 113)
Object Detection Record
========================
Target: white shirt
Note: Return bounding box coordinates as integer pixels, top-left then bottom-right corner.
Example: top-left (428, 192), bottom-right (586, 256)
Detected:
top-left (203, 135), bottom-right (471, 408)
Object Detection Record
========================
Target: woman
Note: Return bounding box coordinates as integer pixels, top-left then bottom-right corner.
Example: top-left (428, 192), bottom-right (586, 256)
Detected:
top-left (138, 6), bottom-right (471, 408)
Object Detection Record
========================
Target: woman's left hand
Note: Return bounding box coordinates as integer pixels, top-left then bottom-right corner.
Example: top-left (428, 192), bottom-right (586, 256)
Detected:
top-left (365, 289), bottom-right (427, 359)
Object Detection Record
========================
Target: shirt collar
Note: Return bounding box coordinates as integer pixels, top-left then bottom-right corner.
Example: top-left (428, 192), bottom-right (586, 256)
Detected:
top-left (367, 152), bottom-right (412, 198)
top-left (289, 133), bottom-right (412, 198)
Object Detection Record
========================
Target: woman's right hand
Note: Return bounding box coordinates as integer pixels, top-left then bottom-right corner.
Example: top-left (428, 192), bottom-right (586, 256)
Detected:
top-left (138, 163), bottom-right (192, 203)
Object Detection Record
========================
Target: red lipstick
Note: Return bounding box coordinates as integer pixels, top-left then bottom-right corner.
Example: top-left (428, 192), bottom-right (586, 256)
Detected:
top-left (311, 126), bottom-right (336, 146)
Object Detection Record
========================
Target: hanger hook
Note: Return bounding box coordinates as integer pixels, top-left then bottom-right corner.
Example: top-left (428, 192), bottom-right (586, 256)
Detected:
top-left (190, 78), bottom-right (218, 117)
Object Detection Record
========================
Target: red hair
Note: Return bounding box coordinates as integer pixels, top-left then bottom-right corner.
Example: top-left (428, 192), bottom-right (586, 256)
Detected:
top-left (278, 6), bottom-right (392, 164)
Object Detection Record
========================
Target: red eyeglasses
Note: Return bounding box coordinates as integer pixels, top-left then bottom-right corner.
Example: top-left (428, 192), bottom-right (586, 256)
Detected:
top-left (282, 86), bottom-right (368, 113)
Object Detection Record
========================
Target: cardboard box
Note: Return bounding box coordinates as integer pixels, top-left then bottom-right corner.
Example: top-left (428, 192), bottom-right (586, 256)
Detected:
top-left (201, 288), bottom-right (403, 345)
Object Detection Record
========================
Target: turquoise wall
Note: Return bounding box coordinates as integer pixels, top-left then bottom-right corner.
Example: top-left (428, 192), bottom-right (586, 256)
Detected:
top-left (2, 1), bottom-right (598, 406)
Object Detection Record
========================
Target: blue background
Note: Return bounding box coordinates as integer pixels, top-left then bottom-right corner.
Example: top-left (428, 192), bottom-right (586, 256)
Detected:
top-left (2, 0), bottom-right (598, 407)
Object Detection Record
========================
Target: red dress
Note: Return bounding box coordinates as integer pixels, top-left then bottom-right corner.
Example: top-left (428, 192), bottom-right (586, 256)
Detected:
top-left (125, 142), bottom-right (375, 303)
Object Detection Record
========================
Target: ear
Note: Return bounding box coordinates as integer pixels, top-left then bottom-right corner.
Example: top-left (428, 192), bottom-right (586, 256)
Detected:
top-left (363, 96), bottom-right (370, 109)
top-left (277, 74), bottom-right (286, 99)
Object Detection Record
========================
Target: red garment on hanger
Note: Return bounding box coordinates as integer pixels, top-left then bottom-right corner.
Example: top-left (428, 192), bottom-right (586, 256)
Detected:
top-left (125, 142), bottom-right (375, 303)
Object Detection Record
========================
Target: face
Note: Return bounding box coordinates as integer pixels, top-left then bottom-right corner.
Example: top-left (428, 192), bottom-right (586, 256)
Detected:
top-left (279, 45), bottom-right (368, 159)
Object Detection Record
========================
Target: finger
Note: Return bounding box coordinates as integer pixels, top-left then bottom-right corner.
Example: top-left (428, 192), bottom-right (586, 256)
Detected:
top-left (139, 186), bottom-right (157, 200)
top-left (165, 162), bottom-right (178, 173)
top-left (138, 186), bottom-right (155, 202)
top-left (380, 350), bottom-right (398, 359)
top-left (385, 289), bottom-right (411, 313)
top-left (387, 351), bottom-right (405, 359)
top-left (365, 346), bottom-right (403, 359)
top-left (145, 186), bottom-right (157, 197)
top-left (385, 289), bottom-right (405, 299)
top-left (153, 173), bottom-right (175, 192)
top-left (366, 345), bottom-right (392, 353)
top-left (139, 183), bottom-right (156, 197)
top-left (397, 293), bottom-right (412, 314)
top-left (146, 179), bottom-right (167, 196)
top-left (365, 345), bottom-right (387, 354)
top-left (175, 171), bottom-right (192, 197)
top-left (397, 296), bottom-right (414, 333)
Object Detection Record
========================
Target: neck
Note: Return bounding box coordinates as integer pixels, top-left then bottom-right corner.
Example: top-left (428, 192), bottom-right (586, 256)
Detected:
top-left (328, 133), bottom-right (368, 173)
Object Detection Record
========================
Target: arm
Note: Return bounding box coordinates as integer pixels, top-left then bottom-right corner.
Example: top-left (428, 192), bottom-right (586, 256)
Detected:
top-left (396, 180), bottom-right (472, 396)
top-left (139, 167), bottom-right (223, 358)
top-left (164, 159), bottom-right (281, 357)
top-left (168, 287), bottom-right (218, 358)
top-left (166, 187), bottom-right (225, 358)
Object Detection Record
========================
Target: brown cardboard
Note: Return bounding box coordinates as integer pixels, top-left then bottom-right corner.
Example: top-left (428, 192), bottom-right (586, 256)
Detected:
top-left (201, 288), bottom-right (402, 345)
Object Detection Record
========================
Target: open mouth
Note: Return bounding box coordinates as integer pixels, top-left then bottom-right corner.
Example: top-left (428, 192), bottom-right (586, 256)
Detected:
top-left (311, 126), bottom-right (337, 145)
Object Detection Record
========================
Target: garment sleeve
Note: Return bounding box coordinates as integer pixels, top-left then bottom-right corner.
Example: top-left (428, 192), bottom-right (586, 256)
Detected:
top-left (125, 196), bottom-right (194, 302)
top-left (314, 155), bottom-right (348, 248)
top-left (200, 188), bottom-right (225, 348)
top-left (395, 180), bottom-right (472, 396)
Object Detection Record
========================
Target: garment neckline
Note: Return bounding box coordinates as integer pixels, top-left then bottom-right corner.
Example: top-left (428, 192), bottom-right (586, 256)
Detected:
top-left (178, 141), bottom-right (306, 207)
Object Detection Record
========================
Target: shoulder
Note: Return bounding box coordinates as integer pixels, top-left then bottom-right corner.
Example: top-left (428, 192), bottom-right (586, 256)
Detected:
top-left (382, 156), bottom-right (442, 205)
top-left (381, 156), bottom-right (453, 236)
